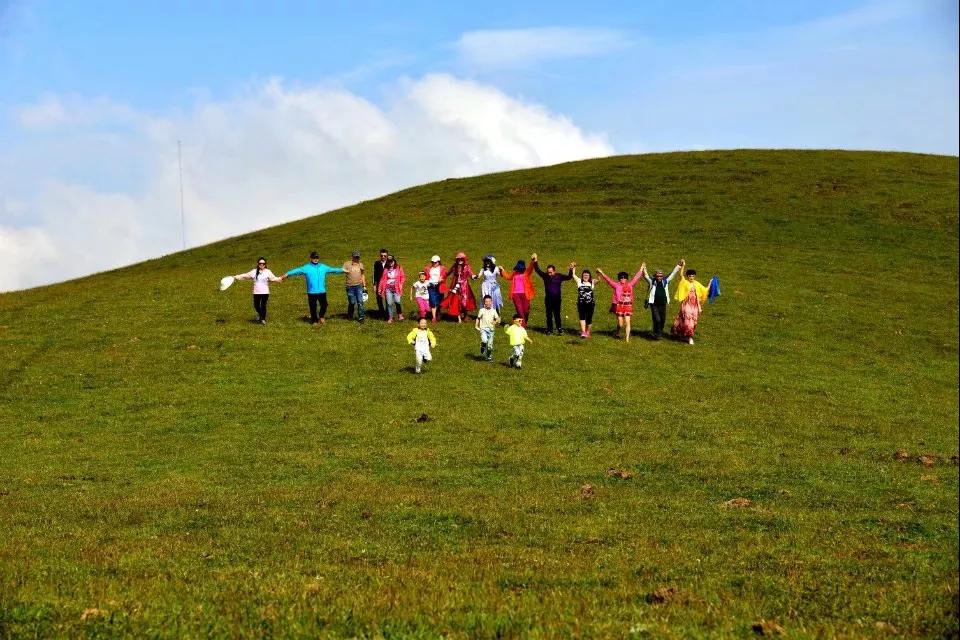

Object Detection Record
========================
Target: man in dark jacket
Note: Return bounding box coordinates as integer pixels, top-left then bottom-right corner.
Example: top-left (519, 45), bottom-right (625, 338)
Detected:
top-left (373, 248), bottom-right (389, 319)
top-left (532, 253), bottom-right (573, 334)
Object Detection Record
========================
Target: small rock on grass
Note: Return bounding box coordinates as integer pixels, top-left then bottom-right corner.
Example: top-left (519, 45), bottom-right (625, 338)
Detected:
top-left (893, 449), bottom-right (910, 462)
top-left (646, 586), bottom-right (680, 604)
top-left (580, 484), bottom-right (595, 500)
top-left (80, 608), bottom-right (106, 621)
top-left (606, 468), bottom-right (634, 479)
top-left (722, 497), bottom-right (752, 509)
top-left (751, 619), bottom-right (785, 636)
top-left (917, 455), bottom-right (936, 467)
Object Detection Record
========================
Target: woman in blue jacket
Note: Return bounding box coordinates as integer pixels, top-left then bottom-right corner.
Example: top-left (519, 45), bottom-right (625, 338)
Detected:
top-left (282, 251), bottom-right (345, 325)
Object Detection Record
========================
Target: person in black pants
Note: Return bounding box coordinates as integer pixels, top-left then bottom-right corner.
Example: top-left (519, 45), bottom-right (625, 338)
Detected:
top-left (373, 248), bottom-right (389, 319)
top-left (233, 257), bottom-right (282, 325)
top-left (640, 260), bottom-right (683, 339)
top-left (570, 264), bottom-right (596, 338)
top-left (532, 253), bottom-right (573, 334)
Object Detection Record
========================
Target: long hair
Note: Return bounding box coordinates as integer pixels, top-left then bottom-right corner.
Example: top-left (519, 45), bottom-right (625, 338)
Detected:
top-left (256, 257), bottom-right (267, 280)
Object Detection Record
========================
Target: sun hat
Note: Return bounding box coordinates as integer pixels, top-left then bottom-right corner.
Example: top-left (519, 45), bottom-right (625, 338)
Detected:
top-left (455, 251), bottom-right (467, 260)
top-left (219, 275), bottom-right (235, 291)
top-left (431, 255), bottom-right (441, 263)
top-left (351, 250), bottom-right (361, 258)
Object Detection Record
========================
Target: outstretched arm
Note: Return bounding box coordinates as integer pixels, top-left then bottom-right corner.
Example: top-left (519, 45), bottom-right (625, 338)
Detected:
top-left (596, 269), bottom-right (616, 288)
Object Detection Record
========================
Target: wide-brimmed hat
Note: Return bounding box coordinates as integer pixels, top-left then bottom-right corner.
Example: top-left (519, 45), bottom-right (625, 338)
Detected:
top-left (455, 251), bottom-right (467, 260)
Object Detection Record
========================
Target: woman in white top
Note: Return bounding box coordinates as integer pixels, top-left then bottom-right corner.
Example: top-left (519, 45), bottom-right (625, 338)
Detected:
top-left (234, 257), bottom-right (282, 324)
top-left (570, 262), bottom-right (596, 338)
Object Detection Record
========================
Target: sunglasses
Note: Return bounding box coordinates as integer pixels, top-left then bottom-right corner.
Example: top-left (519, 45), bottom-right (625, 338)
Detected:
top-left (258, 262), bottom-right (266, 265)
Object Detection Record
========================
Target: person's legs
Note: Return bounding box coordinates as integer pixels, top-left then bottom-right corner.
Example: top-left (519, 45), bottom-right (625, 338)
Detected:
top-left (544, 295), bottom-right (555, 332)
top-left (346, 286), bottom-right (356, 319)
top-left (384, 290), bottom-right (396, 321)
top-left (485, 328), bottom-right (494, 360)
top-left (415, 349), bottom-right (423, 373)
top-left (428, 286), bottom-right (441, 322)
top-left (308, 294), bottom-right (319, 324)
top-left (585, 303), bottom-right (595, 334)
top-left (317, 293), bottom-right (328, 321)
top-left (357, 286), bottom-right (366, 322)
top-left (515, 294), bottom-right (530, 327)
top-left (393, 293), bottom-right (403, 321)
top-left (624, 314), bottom-right (632, 342)
top-left (417, 298), bottom-right (430, 319)
top-left (652, 303), bottom-right (666, 337)
top-left (551, 296), bottom-right (563, 333)
top-left (253, 294), bottom-right (268, 322)
top-left (376, 291), bottom-right (386, 319)
top-left (513, 344), bottom-right (524, 368)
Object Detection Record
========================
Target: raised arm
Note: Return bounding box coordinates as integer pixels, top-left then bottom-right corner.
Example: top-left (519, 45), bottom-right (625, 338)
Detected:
top-left (596, 269), bottom-right (616, 288)
top-left (665, 261), bottom-right (682, 283)
top-left (532, 257), bottom-right (546, 278)
top-left (629, 268), bottom-right (645, 288)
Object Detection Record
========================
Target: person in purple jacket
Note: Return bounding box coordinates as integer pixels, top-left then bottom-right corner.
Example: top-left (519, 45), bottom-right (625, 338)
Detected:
top-left (531, 253), bottom-right (573, 335)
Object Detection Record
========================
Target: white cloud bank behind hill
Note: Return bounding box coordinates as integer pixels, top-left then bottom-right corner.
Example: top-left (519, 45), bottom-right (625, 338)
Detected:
top-left (0, 74), bottom-right (613, 291)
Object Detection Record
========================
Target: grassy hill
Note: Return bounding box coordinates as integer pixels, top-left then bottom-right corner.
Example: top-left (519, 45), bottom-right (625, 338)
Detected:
top-left (1, 150), bottom-right (957, 638)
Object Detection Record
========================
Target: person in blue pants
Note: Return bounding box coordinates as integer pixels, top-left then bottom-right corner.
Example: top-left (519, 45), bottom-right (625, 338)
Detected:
top-left (282, 251), bottom-right (345, 325)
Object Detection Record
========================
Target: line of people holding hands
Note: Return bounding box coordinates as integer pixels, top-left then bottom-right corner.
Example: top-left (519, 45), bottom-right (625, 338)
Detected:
top-left (230, 248), bottom-right (718, 371)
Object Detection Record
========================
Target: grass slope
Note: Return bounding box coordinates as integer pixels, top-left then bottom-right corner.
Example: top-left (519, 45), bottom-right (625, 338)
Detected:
top-left (1, 150), bottom-right (958, 639)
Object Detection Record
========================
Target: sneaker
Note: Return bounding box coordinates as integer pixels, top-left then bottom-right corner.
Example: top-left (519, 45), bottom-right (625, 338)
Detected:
top-left (515, 362), bottom-right (522, 369)
top-left (387, 318), bottom-right (394, 324)
top-left (688, 338), bottom-right (694, 345)
top-left (580, 331), bottom-right (587, 338)
top-left (259, 319), bottom-right (267, 325)
top-left (415, 366), bottom-right (421, 374)
top-left (557, 328), bottom-right (564, 335)
top-left (486, 355), bottom-right (493, 362)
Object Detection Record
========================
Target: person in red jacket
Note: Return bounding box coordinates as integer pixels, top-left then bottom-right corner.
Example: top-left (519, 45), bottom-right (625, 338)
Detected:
top-left (503, 256), bottom-right (536, 327)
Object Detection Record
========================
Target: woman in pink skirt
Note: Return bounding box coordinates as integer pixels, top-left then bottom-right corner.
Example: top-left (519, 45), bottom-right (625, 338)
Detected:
top-left (672, 268), bottom-right (709, 345)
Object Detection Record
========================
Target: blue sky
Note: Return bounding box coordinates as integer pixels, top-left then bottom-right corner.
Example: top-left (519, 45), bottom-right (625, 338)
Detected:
top-left (0, 0), bottom-right (957, 289)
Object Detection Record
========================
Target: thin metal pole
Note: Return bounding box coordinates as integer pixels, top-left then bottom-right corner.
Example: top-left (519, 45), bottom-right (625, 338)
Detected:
top-left (178, 139), bottom-right (186, 250)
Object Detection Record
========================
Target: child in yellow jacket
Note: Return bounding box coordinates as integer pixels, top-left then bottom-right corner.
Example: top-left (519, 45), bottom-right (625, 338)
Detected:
top-left (406, 318), bottom-right (438, 374)
top-left (504, 313), bottom-right (533, 369)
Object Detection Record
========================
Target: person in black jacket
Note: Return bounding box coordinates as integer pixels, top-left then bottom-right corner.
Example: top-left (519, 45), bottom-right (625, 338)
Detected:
top-left (372, 248), bottom-right (389, 319)
top-left (532, 253), bottom-right (573, 334)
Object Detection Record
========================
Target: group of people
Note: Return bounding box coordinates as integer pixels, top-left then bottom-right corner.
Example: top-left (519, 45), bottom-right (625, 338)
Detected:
top-left (230, 249), bottom-right (719, 372)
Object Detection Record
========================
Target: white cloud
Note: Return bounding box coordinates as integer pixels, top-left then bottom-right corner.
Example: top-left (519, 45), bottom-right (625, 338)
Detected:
top-left (0, 74), bottom-right (614, 291)
top-left (456, 27), bottom-right (632, 68)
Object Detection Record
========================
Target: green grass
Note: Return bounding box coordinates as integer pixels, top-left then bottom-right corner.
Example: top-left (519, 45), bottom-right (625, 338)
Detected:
top-left (1, 150), bottom-right (957, 638)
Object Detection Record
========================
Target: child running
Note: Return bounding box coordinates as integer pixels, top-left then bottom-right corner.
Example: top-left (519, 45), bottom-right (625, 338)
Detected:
top-left (411, 271), bottom-right (431, 320)
top-left (504, 313), bottom-right (533, 369)
top-left (570, 262), bottom-right (596, 338)
top-left (475, 295), bottom-right (501, 362)
top-left (406, 318), bottom-right (438, 374)
top-left (596, 266), bottom-right (644, 342)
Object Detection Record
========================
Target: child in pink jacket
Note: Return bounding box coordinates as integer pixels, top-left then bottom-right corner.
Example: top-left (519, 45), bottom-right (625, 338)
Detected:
top-left (596, 267), bottom-right (644, 342)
